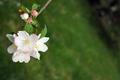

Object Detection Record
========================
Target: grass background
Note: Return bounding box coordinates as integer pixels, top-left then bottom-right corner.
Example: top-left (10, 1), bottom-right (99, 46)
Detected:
top-left (0, 0), bottom-right (120, 80)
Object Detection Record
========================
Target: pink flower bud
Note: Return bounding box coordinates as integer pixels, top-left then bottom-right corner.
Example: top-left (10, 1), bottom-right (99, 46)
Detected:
top-left (31, 10), bottom-right (39, 17)
top-left (26, 17), bottom-right (33, 23)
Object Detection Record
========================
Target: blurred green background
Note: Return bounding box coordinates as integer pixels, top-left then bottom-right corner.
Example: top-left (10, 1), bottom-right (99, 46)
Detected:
top-left (0, 0), bottom-right (120, 80)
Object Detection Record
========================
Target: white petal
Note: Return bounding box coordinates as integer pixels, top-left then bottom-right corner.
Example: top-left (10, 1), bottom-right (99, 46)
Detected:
top-left (38, 34), bottom-right (41, 39)
top-left (24, 53), bottom-right (30, 63)
top-left (31, 51), bottom-right (40, 60)
top-left (30, 34), bottom-right (39, 42)
top-left (12, 51), bottom-right (21, 62)
top-left (7, 44), bottom-right (17, 54)
top-left (36, 43), bottom-right (48, 52)
top-left (6, 34), bottom-right (14, 42)
top-left (17, 31), bottom-right (29, 40)
top-left (14, 37), bottom-right (23, 47)
top-left (38, 37), bottom-right (49, 43)
top-left (12, 50), bottom-right (30, 63)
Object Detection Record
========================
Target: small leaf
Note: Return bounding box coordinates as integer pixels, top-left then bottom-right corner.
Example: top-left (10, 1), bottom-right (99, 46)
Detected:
top-left (24, 23), bottom-right (34, 33)
top-left (32, 3), bottom-right (39, 10)
top-left (25, 8), bottom-right (30, 13)
top-left (41, 25), bottom-right (47, 37)
top-left (32, 20), bottom-right (39, 27)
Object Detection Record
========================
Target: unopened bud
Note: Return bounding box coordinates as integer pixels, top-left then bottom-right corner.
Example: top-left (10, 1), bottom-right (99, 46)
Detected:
top-left (26, 17), bottom-right (33, 23)
top-left (31, 10), bottom-right (39, 17)
top-left (20, 13), bottom-right (29, 20)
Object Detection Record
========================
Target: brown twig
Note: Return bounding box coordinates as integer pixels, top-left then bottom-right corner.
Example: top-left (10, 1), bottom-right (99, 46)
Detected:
top-left (39, 0), bottom-right (52, 15)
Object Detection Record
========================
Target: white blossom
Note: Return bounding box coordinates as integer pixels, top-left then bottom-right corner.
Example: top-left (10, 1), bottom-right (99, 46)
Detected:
top-left (6, 31), bottom-right (49, 63)
top-left (20, 13), bottom-right (29, 20)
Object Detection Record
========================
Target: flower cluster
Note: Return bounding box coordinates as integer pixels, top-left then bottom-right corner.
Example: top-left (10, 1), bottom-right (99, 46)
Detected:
top-left (6, 1), bottom-right (52, 63)
top-left (20, 9), bottom-right (39, 23)
top-left (7, 31), bottom-right (49, 63)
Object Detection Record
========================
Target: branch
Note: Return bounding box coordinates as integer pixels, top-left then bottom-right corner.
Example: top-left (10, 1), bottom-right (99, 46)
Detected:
top-left (39, 0), bottom-right (52, 15)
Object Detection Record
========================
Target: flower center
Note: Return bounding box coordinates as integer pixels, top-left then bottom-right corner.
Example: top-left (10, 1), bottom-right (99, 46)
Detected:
top-left (23, 39), bottom-right (31, 45)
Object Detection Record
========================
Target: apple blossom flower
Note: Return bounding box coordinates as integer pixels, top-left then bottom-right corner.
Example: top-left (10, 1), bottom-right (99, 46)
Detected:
top-left (31, 10), bottom-right (39, 17)
top-left (6, 31), bottom-right (49, 63)
top-left (20, 13), bottom-right (29, 20)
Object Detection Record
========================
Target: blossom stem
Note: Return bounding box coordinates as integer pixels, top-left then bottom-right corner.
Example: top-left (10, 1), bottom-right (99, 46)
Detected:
top-left (39, 0), bottom-right (52, 15)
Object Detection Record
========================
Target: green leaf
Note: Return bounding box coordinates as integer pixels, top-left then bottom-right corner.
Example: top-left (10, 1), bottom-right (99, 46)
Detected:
top-left (24, 23), bottom-right (34, 33)
top-left (41, 25), bottom-right (47, 37)
top-left (32, 3), bottom-right (39, 10)
top-left (32, 20), bottom-right (39, 27)
top-left (25, 8), bottom-right (30, 13)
